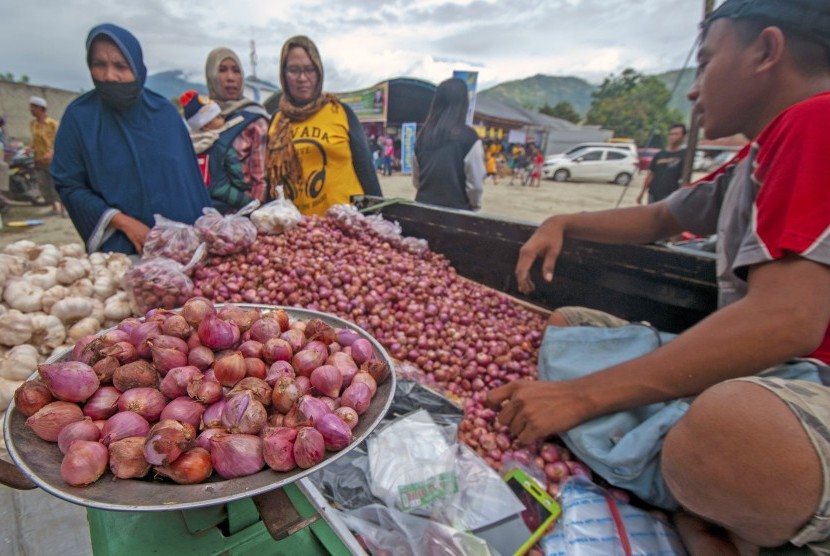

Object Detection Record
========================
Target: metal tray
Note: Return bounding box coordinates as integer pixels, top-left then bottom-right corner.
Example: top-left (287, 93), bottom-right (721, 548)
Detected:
top-left (3, 305), bottom-right (396, 512)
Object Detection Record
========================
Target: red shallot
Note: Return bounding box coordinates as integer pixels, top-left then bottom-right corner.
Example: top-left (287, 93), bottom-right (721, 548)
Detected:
top-left (61, 440), bottom-right (109, 486)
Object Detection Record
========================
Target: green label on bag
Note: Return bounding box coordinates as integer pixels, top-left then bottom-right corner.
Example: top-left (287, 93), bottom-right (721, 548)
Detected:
top-left (398, 472), bottom-right (459, 511)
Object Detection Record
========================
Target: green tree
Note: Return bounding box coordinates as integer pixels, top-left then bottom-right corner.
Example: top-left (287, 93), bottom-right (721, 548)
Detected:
top-left (540, 101), bottom-right (581, 124)
top-left (20, 75), bottom-right (29, 84)
top-left (585, 68), bottom-right (684, 146)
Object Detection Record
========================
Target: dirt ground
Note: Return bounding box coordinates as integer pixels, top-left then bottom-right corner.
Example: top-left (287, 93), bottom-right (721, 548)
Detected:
top-left (0, 171), bottom-right (670, 251)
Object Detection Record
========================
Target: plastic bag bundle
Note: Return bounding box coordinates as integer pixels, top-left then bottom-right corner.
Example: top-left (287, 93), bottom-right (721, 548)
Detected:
top-left (123, 246), bottom-right (206, 314)
top-left (327, 204), bottom-right (430, 256)
top-left (540, 477), bottom-right (687, 556)
top-left (194, 201), bottom-right (260, 256)
top-left (250, 185), bottom-right (302, 235)
top-left (141, 214), bottom-right (201, 265)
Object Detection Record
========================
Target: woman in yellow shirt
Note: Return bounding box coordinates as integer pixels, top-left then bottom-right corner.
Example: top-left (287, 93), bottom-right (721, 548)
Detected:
top-left (266, 36), bottom-right (381, 215)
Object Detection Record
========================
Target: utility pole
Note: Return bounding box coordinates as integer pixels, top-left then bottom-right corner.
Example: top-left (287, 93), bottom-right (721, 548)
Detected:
top-left (681, 0), bottom-right (717, 185)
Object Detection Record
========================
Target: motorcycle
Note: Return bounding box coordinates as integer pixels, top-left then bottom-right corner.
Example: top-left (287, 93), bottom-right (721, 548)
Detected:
top-left (6, 146), bottom-right (47, 206)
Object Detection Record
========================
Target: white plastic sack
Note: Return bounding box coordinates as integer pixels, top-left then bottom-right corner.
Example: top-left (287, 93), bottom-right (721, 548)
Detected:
top-left (250, 185), bottom-right (302, 235)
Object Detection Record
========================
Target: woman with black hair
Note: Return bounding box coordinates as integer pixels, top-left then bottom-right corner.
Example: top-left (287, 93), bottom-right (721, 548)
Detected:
top-left (412, 78), bottom-right (485, 211)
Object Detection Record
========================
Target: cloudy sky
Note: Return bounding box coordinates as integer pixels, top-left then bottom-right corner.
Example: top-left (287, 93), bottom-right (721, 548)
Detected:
top-left (3, 0), bottom-right (711, 94)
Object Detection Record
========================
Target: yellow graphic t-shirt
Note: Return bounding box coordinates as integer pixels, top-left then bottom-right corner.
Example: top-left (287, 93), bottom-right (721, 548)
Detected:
top-left (270, 104), bottom-right (364, 216)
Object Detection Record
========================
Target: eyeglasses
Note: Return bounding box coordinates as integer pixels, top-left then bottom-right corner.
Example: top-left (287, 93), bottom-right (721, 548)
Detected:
top-left (285, 65), bottom-right (317, 78)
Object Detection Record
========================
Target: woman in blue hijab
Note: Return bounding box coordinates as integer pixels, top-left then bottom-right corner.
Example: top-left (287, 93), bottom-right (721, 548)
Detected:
top-left (51, 23), bottom-right (212, 255)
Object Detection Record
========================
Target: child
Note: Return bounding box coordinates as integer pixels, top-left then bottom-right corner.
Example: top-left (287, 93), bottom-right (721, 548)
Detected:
top-left (485, 151), bottom-right (498, 185)
top-left (180, 90), bottom-right (251, 213)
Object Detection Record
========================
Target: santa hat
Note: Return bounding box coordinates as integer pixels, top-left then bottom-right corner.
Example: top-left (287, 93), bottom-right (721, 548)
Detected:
top-left (179, 90), bottom-right (221, 131)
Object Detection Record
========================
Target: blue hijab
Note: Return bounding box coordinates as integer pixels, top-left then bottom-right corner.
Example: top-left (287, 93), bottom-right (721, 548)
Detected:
top-left (51, 23), bottom-right (211, 255)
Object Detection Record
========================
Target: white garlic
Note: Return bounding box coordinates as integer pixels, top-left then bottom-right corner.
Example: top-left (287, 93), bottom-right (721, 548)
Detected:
top-left (56, 257), bottom-right (88, 285)
top-left (88, 252), bottom-right (106, 270)
top-left (92, 274), bottom-right (119, 301)
top-left (0, 377), bottom-right (22, 412)
top-left (29, 313), bottom-right (67, 355)
top-left (3, 240), bottom-right (37, 258)
top-left (0, 254), bottom-right (27, 277)
top-left (68, 278), bottom-right (94, 298)
top-left (22, 266), bottom-right (58, 291)
top-left (104, 292), bottom-right (133, 322)
top-left (41, 285), bottom-right (69, 313)
top-left (68, 317), bottom-right (101, 342)
top-left (105, 252), bottom-right (133, 281)
top-left (0, 310), bottom-right (33, 346)
top-left (50, 296), bottom-right (95, 324)
top-left (3, 278), bottom-right (44, 313)
top-left (51, 344), bottom-right (74, 359)
top-left (29, 244), bottom-right (61, 270)
top-left (0, 344), bottom-right (39, 381)
top-left (59, 243), bottom-right (86, 258)
top-left (90, 298), bottom-right (106, 325)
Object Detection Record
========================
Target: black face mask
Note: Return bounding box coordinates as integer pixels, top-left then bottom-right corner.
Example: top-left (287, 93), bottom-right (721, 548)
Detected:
top-left (93, 79), bottom-right (142, 111)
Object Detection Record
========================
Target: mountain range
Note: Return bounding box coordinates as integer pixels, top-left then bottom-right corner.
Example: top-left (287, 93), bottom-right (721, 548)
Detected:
top-left (146, 68), bottom-right (698, 118)
top-left (477, 69), bottom-right (697, 118)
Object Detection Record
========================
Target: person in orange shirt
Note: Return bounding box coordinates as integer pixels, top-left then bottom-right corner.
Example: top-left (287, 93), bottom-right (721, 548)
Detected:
top-left (29, 96), bottom-right (64, 216)
top-left (486, 151), bottom-right (498, 185)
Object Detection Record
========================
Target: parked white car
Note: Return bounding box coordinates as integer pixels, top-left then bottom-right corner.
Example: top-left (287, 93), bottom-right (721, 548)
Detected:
top-left (543, 147), bottom-right (638, 186)
top-left (544, 142), bottom-right (638, 165)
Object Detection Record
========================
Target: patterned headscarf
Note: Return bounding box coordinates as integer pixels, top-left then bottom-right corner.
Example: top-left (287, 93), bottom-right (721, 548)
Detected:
top-left (266, 36), bottom-right (342, 199)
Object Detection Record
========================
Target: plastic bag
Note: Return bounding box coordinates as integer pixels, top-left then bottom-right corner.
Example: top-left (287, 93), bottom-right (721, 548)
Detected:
top-left (123, 245), bottom-right (206, 314)
top-left (331, 504), bottom-right (493, 556)
top-left (540, 476), bottom-right (687, 556)
top-left (141, 214), bottom-right (202, 265)
top-left (194, 201), bottom-right (260, 256)
top-left (368, 409), bottom-right (523, 531)
top-left (250, 185), bottom-right (302, 235)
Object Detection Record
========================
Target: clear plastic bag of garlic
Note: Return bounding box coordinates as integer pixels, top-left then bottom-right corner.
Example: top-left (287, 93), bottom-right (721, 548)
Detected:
top-left (0, 241), bottom-right (139, 400)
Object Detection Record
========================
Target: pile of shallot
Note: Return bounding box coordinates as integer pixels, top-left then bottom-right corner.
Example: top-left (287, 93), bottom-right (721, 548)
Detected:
top-left (190, 209), bottom-right (589, 498)
top-left (13, 298), bottom-right (389, 487)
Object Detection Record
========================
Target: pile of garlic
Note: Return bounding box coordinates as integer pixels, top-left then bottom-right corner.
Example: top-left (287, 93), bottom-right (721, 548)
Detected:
top-left (0, 240), bottom-right (136, 414)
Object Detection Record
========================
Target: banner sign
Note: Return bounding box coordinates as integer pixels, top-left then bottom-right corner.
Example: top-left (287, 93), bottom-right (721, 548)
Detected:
top-left (336, 82), bottom-right (388, 122)
top-left (452, 70), bottom-right (478, 126)
top-left (401, 122), bottom-right (417, 174)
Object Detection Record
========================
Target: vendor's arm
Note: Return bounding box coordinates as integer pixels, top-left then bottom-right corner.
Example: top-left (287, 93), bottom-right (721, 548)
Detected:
top-left (110, 212), bottom-right (150, 254)
top-left (345, 105), bottom-right (382, 197)
top-left (515, 202), bottom-right (684, 293)
top-left (490, 254), bottom-right (830, 443)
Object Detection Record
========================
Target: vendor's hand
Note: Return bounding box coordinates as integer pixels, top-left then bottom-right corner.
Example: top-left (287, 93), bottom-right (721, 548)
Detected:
top-left (514, 216), bottom-right (566, 294)
top-left (111, 213), bottom-right (150, 254)
top-left (636, 193), bottom-right (644, 205)
top-left (486, 380), bottom-right (591, 445)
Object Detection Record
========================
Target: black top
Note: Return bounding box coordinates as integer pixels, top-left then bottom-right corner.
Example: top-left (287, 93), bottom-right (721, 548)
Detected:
top-left (648, 148), bottom-right (687, 203)
top-left (414, 126), bottom-right (479, 210)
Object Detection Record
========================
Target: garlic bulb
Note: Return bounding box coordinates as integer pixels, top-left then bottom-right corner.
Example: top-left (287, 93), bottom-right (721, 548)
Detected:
top-left (0, 304), bottom-right (6, 317)
top-left (68, 278), bottom-right (94, 298)
top-left (3, 278), bottom-right (43, 313)
top-left (59, 243), bottom-right (86, 258)
top-left (68, 317), bottom-right (101, 342)
top-left (56, 257), bottom-right (87, 285)
top-left (104, 292), bottom-right (133, 321)
top-left (23, 266), bottom-right (58, 290)
top-left (30, 313), bottom-right (67, 355)
top-left (92, 275), bottom-right (118, 301)
top-left (105, 253), bottom-right (133, 281)
top-left (90, 298), bottom-right (106, 325)
top-left (50, 296), bottom-right (95, 324)
top-left (0, 377), bottom-right (22, 412)
top-left (88, 252), bottom-right (106, 269)
top-left (41, 285), bottom-right (69, 313)
top-left (0, 344), bottom-right (39, 381)
top-left (29, 244), bottom-right (61, 270)
top-left (51, 344), bottom-right (74, 359)
top-left (4, 240), bottom-right (37, 258)
top-left (0, 254), bottom-right (27, 277)
top-left (0, 310), bottom-right (33, 346)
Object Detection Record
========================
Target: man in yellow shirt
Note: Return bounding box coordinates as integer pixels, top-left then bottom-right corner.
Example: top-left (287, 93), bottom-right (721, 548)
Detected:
top-left (29, 96), bottom-right (64, 216)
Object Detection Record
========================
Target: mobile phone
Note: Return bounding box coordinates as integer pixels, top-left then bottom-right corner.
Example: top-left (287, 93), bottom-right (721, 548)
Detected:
top-left (474, 467), bottom-right (561, 555)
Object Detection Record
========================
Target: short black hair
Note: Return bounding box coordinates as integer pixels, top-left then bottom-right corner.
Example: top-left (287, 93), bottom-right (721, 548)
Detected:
top-left (669, 123), bottom-right (687, 135)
